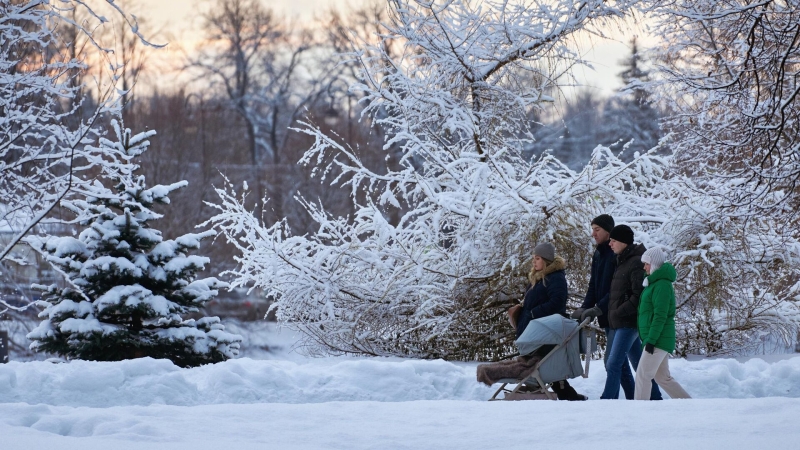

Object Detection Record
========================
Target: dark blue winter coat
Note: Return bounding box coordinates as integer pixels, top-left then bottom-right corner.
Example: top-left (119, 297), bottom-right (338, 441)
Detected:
top-left (515, 257), bottom-right (569, 338)
top-left (580, 240), bottom-right (615, 329)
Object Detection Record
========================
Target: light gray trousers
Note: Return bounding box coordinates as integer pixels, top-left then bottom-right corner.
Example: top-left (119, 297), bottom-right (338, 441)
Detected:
top-left (634, 347), bottom-right (691, 400)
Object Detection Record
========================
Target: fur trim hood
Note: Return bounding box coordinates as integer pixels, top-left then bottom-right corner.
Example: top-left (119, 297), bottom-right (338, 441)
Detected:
top-left (528, 256), bottom-right (566, 285)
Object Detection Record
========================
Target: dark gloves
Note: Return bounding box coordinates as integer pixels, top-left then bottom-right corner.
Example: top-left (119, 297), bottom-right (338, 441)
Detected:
top-left (580, 305), bottom-right (602, 322)
top-left (508, 304), bottom-right (522, 328)
top-left (645, 343), bottom-right (655, 354)
top-left (570, 308), bottom-right (585, 320)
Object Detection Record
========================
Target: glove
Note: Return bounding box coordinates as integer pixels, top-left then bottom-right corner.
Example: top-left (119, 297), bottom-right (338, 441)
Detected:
top-left (508, 304), bottom-right (522, 328)
top-left (570, 308), bottom-right (585, 320)
top-left (645, 343), bottom-right (655, 354)
top-left (580, 305), bottom-right (602, 321)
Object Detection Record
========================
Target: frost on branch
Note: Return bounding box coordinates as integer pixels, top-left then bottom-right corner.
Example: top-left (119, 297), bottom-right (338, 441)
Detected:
top-left (209, 0), bottom-right (800, 358)
top-left (26, 121), bottom-right (242, 367)
top-left (638, 0), bottom-right (800, 353)
top-left (0, 0), bottom-right (165, 318)
top-left (646, 0), bottom-right (800, 217)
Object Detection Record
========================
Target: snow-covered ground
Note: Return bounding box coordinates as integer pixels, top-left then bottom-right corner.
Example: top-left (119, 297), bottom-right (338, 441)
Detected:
top-left (2, 348), bottom-right (800, 449)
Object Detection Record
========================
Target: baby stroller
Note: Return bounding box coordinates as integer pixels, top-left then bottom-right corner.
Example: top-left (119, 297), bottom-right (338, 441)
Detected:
top-left (480, 314), bottom-right (597, 401)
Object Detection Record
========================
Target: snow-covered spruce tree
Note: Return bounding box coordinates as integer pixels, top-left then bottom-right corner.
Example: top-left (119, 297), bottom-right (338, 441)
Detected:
top-left (26, 121), bottom-right (241, 366)
top-left (597, 37), bottom-right (661, 159)
top-left (0, 0), bottom-right (163, 321)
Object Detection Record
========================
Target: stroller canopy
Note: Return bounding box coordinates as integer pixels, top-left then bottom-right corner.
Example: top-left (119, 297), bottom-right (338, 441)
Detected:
top-left (515, 314), bottom-right (584, 383)
top-left (516, 314), bottom-right (578, 356)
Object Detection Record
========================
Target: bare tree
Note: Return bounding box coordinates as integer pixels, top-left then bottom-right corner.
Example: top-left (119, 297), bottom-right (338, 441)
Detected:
top-left (190, 0), bottom-right (351, 227)
top-left (107, 0), bottom-right (155, 117)
top-left (191, 0), bottom-right (279, 165)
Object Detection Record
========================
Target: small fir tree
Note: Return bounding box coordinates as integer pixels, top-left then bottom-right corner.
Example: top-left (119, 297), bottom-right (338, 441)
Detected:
top-left (26, 120), bottom-right (241, 367)
top-left (598, 37), bottom-right (662, 158)
top-left (534, 89), bottom-right (604, 169)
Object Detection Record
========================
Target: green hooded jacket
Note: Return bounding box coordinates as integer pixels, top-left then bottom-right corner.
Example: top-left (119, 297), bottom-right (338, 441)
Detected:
top-left (638, 262), bottom-right (677, 353)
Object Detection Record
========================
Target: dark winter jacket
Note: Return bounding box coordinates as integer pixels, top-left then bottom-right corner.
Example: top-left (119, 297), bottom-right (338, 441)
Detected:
top-left (580, 240), bottom-right (615, 329)
top-left (608, 243), bottom-right (646, 329)
top-left (638, 262), bottom-right (677, 353)
top-left (516, 257), bottom-right (569, 338)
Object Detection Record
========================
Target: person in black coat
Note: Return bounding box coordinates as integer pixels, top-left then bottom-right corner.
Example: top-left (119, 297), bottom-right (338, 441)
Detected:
top-left (507, 242), bottom-right (586, 401)
top-left (599, 225), bottom-right (663, 400)
top-left (572, 214), bottom-right (616, 329)
top-left (512, 255), bottom-right (568, 339)
top-left (573, 215), bottom-right (638, 397)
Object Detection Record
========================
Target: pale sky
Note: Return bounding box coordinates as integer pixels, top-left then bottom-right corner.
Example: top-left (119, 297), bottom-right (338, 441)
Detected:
top-left (136, 0), bottom-right (356, 31)
top-left (131, 0), bottom-right (364, 91)
top-left (130, 0), bottom-right (652, 98)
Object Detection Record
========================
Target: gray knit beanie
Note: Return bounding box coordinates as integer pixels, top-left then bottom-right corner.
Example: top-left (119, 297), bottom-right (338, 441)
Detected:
top-left (641, 247), bottom-right (667, 272)
top-left (533, 242), bottom-right (556, 263)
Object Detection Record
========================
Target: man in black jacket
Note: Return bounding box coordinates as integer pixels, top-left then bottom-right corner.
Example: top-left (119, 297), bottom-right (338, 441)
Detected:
top-left (572, 215), bottom-right (637, 395)
top-left (599, 225), bottom-right (662, 400)
top-left (573, 214), bottom-right (615, 329)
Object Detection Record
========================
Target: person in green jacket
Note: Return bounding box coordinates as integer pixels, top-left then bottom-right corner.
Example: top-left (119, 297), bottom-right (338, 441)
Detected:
top-left (634, 247), bottom-right (691, 400)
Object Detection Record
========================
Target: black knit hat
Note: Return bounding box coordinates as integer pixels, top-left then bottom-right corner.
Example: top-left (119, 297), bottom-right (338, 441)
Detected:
top-left (591, 214), bottom-right (615, 233)
top-left (609, 225), bottom-right (634, 246)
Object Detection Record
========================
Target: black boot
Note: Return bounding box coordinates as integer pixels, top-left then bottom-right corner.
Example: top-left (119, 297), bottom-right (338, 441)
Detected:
top-left (551, 380), bottom-right (588, 401)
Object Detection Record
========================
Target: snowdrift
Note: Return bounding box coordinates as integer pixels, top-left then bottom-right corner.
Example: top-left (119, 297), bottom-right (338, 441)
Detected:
top-left (1, 355), bottom-right (799, 407)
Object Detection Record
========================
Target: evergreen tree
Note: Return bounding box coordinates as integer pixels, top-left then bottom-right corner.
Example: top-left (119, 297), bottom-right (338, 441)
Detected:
top-left (618, 36), bottom-right (650, 105)
top-left (26, 120), bottom-right (241, 367)
top-left (599, 37), bottom-right (662, 158)
top-left (542, 90), bottom-right (604, 169)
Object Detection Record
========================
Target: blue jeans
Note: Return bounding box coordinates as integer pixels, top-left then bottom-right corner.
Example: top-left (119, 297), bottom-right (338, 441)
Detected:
top-left (602, 327), bottom-right (663, 400)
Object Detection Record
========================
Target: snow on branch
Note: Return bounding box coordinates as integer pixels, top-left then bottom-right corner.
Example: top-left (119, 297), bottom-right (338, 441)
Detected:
top-left (0, 0), bottom-right (162, 267)
top-left (646, 0), bottom-right (800, 216)
top-left (208, 0), bottom-right (800, 358)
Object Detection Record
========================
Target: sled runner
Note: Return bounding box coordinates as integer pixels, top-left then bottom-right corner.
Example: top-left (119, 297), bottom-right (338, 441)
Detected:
top-left (479, 315), bottom-right (597, 401)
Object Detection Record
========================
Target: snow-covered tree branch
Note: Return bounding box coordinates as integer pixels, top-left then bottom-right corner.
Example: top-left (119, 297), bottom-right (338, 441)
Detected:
top-left (0, 0), bottom-right (163, 267)
top-left (208, 0), bottom-right (800, 358)
top-left (647, 0), bottom-right (800, 216)
top-left (1, 0), bottom-right (166, 318)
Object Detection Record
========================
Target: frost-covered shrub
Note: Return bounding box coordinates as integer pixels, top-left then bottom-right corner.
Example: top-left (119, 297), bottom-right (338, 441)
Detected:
top-left (207, 0), bottom-right (637, 359)
top-left (26, 121), bottom-right (241, 367)
top-left (209, 0), bottom-right (800, 359)
top-left (639, 0), bottom-right (800, 354)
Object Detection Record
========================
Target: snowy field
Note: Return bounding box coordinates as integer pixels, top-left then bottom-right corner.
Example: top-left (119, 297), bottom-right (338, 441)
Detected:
top-left (1, 346), bottom-right (800, 449)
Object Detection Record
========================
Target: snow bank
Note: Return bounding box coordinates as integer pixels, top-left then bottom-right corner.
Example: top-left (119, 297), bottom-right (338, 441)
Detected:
top-left (2, 355), bottom-right (800, 449)
top-left (1, 354), bottom-right (799, 407)
top-left (569, 354), bottom-right (800, 400)
top-left (0, 357), bottom-right (492, 407)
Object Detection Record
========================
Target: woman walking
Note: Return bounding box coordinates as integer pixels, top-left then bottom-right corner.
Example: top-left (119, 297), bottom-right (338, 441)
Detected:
top-left (507, 243), bottom-right (587, 401)
top-left (634, 247), bottom-right (691, 400)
